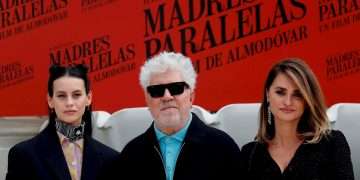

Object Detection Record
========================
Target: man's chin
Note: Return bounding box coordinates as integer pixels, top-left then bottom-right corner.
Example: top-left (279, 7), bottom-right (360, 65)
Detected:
top-left (159, 109), bottom-right (179, 117)
top-left (158, 114), bottom-right (181, 124)
top-left (160, 115), bottom-right (179, 122)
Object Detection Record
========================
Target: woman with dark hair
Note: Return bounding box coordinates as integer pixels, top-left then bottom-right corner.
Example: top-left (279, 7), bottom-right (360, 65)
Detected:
top-left (6, 64), bottom-right (119, 180)
top-left (241, 58), bottom-right (354, 180)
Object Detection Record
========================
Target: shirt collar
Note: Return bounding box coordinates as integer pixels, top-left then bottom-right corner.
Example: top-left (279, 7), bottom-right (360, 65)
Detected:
top-left (154, 113), bottom-right (192, 142)
top-left (57, 132), bottom-right (84, 149)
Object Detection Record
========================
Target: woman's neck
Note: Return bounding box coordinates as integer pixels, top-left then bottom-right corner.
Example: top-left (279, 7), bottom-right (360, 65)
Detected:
top-left (272, 120), bottom-right (302, 147)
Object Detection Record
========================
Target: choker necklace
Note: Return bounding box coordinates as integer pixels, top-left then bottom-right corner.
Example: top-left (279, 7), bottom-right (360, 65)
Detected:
top-left (55, 119), bottom-right (85, 142)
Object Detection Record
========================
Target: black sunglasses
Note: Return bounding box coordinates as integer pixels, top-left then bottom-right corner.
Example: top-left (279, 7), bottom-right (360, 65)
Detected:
top-left (146, 82), bottom-right (190, 98)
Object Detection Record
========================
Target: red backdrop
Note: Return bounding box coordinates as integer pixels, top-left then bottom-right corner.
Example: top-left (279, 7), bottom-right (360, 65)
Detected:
top-left (1, 0), bottom-right (360, 116)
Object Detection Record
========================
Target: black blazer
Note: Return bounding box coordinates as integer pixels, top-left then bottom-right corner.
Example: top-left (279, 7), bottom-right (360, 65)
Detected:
top-left (6, 124), bottom-right (119, 180)
top-left (107, 113), bottom-right (242, 180)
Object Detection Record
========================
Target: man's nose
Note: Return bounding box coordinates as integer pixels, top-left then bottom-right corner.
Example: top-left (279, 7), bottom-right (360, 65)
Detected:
top-left (161, 89), bottom-right (174, 101)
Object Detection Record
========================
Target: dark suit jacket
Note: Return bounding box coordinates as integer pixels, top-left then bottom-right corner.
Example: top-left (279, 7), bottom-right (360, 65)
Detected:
top-left (6, 124), bottom-right (119, 180)
top-left (107, 113), bottom-right (242, 180)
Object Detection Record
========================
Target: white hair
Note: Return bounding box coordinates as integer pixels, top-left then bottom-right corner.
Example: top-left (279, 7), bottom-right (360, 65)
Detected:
top-left (139, 51), bottom-right (197, 90)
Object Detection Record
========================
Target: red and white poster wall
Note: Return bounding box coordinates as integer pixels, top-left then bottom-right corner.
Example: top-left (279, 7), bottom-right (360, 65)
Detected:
top-left (0, 0), bottom-right (359, 116)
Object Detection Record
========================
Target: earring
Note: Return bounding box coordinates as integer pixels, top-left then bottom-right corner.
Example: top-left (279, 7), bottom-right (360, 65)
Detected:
top-left (267, 105), bottom-right (272, 125)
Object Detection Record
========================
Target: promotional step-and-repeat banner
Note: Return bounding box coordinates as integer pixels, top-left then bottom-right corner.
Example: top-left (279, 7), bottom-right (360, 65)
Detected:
top-left (1, 0), bottom-right (359, 116)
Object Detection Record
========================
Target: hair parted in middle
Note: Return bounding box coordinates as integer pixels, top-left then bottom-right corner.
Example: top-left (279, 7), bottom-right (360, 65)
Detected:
top-left (256, 58), bottom-right (330, 144)
top-left (47, 64), bottom-right (93, 136)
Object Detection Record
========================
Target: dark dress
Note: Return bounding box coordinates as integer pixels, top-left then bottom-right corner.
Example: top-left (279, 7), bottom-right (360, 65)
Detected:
top-left (241, 130), bottom-right (354, 180)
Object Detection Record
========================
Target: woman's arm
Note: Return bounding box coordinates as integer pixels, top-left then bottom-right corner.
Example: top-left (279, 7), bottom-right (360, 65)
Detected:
top-left (330, 130), bottom-right (354, 180)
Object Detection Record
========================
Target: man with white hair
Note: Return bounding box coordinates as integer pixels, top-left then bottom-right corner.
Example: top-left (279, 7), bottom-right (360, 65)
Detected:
top-left (113, 51), bottom-right (242, 180)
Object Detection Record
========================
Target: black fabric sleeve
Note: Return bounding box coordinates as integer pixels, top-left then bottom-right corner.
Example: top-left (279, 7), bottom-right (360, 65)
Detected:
top-left (239, 142), bottom-right (257, 179)
top-left (6, 146), bottom-right (35, 180)
top-left (329, 130), bottom-right (354, 180)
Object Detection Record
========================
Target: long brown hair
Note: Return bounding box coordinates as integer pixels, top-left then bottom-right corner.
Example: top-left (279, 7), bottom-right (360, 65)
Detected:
top-left (256, 58), bottom-right (330, 144)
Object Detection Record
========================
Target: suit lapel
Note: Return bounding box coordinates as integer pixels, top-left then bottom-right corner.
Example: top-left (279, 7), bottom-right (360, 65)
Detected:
top-left (38, 125), bottom-right (72, 180)
top-left (80, 135), bottom-right (101, 180)
top-left (183, 113), bottom-right (207, 144)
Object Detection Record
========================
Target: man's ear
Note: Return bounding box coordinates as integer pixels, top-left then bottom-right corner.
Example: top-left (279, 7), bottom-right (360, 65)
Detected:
top-left (190, 91), bottom-right (195, 103)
